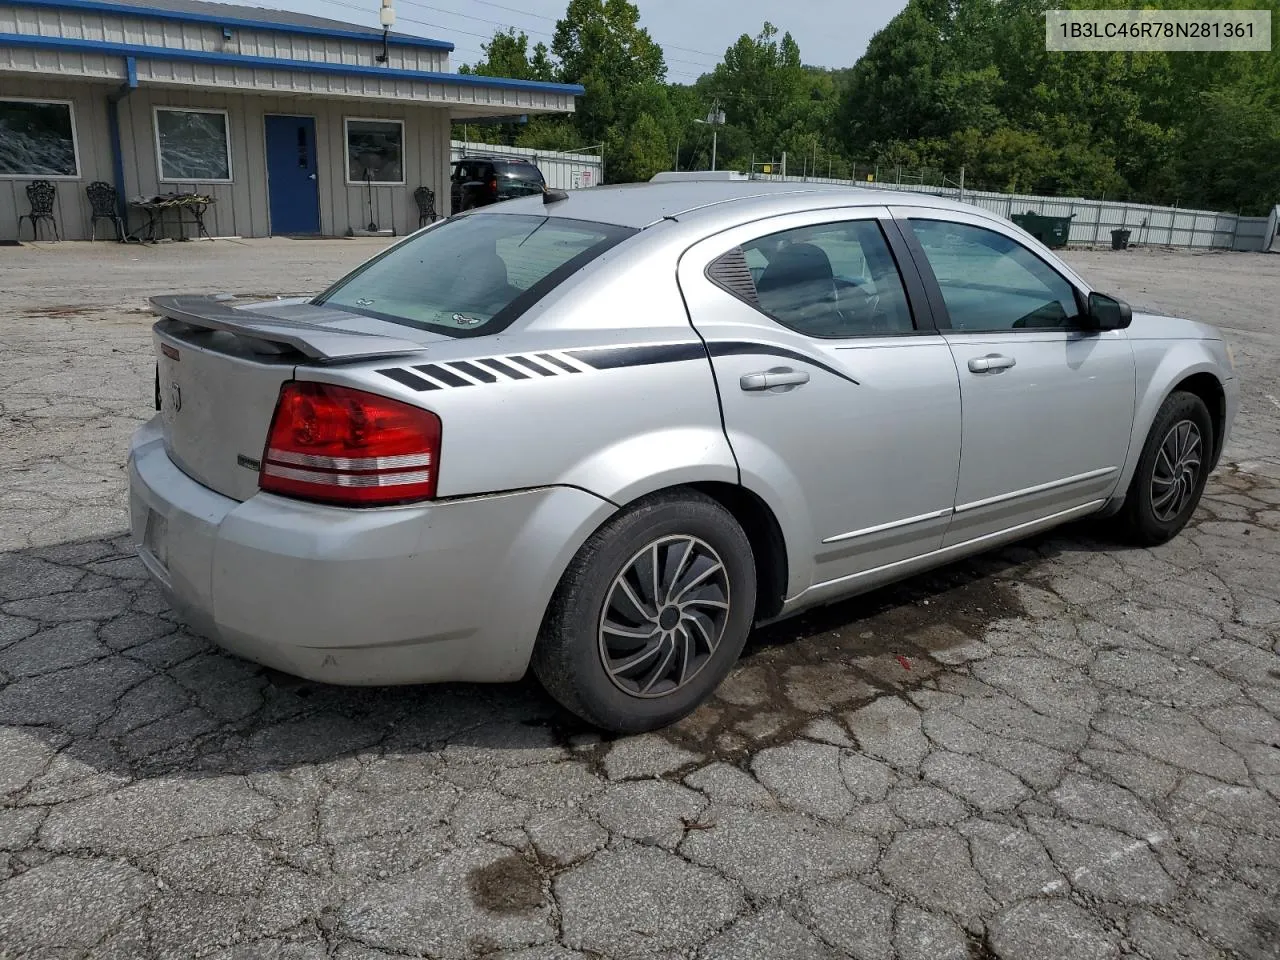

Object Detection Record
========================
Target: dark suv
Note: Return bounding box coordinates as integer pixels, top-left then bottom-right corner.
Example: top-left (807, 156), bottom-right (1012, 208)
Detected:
top-left (450, 157), bottom-right (547, 211)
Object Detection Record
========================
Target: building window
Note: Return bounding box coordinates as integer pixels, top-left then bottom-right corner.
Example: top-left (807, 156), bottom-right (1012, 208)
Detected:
top-left (154, 108), bottom-right (232, 182)
top-left (0, 99), bottom-right (79, 178)
top-left (345, 118), bottom-right (405, 185)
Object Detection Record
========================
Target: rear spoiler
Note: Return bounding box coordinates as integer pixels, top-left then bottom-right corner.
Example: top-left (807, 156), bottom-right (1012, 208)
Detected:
top-left (150, 294), bottom-right (430, 362)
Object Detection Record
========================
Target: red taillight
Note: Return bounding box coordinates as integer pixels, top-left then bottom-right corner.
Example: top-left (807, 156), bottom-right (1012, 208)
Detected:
top-left (488, 177), bottom-right (498, 195)
top-left (259, 382), bottom-right (441, 506)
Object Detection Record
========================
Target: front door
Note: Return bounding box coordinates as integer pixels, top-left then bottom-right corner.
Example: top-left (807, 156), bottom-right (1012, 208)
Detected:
top-left (679, 208), bottom-right (963, 600)
top-left (265, 115), bottom-right (320, 235)
top-left (899, 211), bottom-right (1136, 545)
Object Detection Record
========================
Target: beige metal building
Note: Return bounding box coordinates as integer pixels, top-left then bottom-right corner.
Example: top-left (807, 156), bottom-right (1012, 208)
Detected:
top-left (0, 0), bottom-right (582, 239)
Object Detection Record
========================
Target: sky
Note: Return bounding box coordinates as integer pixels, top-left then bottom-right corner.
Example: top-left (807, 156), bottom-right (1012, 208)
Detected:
top-left (255, 0), bottom-right (910, 83)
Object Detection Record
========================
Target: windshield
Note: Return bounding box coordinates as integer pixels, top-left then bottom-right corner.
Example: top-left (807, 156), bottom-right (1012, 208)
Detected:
top-left (315, 213), bottom-right (634, 337)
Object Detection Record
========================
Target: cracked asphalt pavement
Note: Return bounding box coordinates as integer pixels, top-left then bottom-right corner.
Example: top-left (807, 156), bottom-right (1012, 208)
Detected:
top-left (1, 240), bottom-right (1278, 960)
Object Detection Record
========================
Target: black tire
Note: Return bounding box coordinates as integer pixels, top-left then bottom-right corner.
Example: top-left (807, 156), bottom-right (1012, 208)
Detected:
top-left (1115, 390), bottom-right (1214, 545)
top-left (532, 490), bottom-right (756, 733)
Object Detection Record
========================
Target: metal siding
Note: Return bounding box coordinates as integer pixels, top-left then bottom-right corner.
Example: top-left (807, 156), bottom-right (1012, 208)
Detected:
top-left (0, 43), bottom-right (124, 76)
top-left (4, 4), bottom-right (448, 71)
top-left (321, 98), bottom-right (346, 236)
top-left (0, 77), bottom-right (115, 241)
top-left (449, 140), bottom-right (604, 192)
top-left (1232, 217), bottom-right (1268, 252)
top-left (751, 173), bottom-right (1263, 251)
top-left (2, 34), bottom-right (577, 110)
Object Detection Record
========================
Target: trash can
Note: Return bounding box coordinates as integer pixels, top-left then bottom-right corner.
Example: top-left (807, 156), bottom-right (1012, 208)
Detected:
top-left (1036, 214), bottom-right (1074, 248)
top-left (1111, 229), bottom-right (1131, 251)
top-left (1011, 211), bottom-right (1074, 249)
top-left (1010, 211), bottom-right (1038, 234)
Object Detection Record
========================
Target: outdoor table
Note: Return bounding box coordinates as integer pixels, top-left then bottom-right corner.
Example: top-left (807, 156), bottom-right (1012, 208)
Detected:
top-left (128, 194), bottom-right (216, 242)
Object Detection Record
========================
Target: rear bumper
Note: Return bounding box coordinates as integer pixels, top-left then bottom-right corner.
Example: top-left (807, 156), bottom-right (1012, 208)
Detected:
top-left (127, 417), bottom-right (615, 685)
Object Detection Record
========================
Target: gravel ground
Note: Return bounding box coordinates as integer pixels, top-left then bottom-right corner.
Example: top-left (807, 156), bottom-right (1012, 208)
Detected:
top-left (0, 239), bottom-right (1278, 960)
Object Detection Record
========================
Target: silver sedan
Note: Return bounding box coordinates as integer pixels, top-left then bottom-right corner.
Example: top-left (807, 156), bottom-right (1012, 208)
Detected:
top-left (128, 180), bottom-right (1239, 732)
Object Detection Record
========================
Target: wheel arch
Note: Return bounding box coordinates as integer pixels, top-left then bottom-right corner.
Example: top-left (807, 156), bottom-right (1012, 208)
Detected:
top-left (1115, 346), bottom-right (1230, 499)
top-left (1170, 371), bottom-right (1227, 471)
top-left (533, 478), bottom-right (794, 654)
top-left (686, 480), bottom-right (790, 621)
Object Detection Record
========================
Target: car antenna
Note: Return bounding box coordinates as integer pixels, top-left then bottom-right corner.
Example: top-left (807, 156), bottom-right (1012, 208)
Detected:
top-left (543, 188), bottom-right (569, 204)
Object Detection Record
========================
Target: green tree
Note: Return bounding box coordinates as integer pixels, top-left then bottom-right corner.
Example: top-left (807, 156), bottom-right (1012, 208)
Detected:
top-left (459, 29), bottom-right (555, 82)
top-left (552, 0), bottom-right (667, 148)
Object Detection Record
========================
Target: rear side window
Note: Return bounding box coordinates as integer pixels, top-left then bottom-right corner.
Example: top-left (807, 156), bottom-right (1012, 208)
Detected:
top-left (718, 219), bottom-right (915, 338)
top-left (315, 214), bottom-right (635, 337)
top-left (452, 161), bottom-right (489, 181)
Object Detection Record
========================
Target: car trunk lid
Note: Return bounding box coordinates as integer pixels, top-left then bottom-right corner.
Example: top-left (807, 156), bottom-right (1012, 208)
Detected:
top-left (151, 294), bottom-right (443, 502)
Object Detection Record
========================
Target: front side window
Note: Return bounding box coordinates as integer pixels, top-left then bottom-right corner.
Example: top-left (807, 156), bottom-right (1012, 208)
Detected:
top-left (908, 219), bottom-right (1082, 331)
top-left (0, 99), bottom-right (78, 177)
top-left (316, 214), bottom-right (635, 337)
top-left (346, 118), bottom-right (404, 184)
top-left (155, 108), bottom-right (231, 181)
top-left (730, 219), bottom-right (914, 338)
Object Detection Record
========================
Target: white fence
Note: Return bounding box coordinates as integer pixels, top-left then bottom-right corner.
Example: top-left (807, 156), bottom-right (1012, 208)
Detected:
top-left (450, 140), bottom-right (603, 191)
top-left (749, 173), bottom-right (1270, 251)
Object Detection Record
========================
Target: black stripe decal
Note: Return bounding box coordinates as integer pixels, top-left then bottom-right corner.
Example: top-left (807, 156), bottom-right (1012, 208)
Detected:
top-left (508, 354), bottom-right (558, 376)
top-left (381, 341), bottom-right (857, 390)
top-left (567, 340), bottom-right (859, 386)
top-left (709, 341), bottom-right (860, 386)
top-left (378, 367), bottom-right (439, 391)
top-left (449, 360), bottom-right (498, 384)
top-left (479, 357), bottom-right (529, 380)
top-left (537, 352), bottom-right (580, 373)
top-left (413, 363), bottom-right (473, 388)
top-left (568, 342), bottom-right (706, 369)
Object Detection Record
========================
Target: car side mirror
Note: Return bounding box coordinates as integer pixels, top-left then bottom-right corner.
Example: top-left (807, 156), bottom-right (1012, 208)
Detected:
top-left (1086, 291), bottom-right (1133, 330)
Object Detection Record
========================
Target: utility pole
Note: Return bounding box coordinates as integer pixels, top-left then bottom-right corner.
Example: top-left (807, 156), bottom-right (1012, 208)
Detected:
top-left (694, 102), bottom-right (726, 171)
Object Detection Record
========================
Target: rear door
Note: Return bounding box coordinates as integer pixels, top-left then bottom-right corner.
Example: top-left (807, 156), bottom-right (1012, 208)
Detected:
top-left (679, 207), bottom-right (963, 594)
top-left (895, 208), bottom-right (1136, 544)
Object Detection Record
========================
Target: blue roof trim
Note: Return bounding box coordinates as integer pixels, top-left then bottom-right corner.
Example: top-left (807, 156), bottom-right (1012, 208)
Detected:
top-left (13, 0), bottom-right (455, 51)
top-left (0, 32), bottom-right (587, 95)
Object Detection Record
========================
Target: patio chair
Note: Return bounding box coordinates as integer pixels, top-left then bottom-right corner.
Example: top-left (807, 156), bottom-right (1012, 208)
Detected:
top-left (86, 181), bottom-right (125, 241)
top-left (17, 180), bottom-right (60, 241)
top-left (414, 186), bottom-right (438, 227)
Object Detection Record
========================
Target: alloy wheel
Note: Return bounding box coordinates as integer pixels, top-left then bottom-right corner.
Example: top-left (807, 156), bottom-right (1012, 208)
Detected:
top-left (597, 535), bottom-right (731, 698)
top-left (1151, 419), bottom-right (1203, 522)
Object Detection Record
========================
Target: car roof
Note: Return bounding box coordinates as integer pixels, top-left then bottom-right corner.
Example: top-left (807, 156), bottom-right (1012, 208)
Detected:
top-left (476, 180), bottom-right (984, 230)
top-left (453, 157), bottom-right (538, 165)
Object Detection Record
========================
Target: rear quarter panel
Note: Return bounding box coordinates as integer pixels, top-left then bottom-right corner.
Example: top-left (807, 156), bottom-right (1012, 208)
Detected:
top-left (300, 236), bottom-right (738, 504)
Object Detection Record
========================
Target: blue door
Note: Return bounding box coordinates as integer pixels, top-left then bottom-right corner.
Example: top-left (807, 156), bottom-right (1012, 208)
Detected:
top-left (265, 115), bottom-right (320, 235)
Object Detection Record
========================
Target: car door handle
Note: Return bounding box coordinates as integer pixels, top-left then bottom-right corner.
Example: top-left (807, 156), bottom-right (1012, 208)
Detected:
top-left (740, 367), bottom-right (811, 391)
top-left (967, 354), bottom-right (1016, 373)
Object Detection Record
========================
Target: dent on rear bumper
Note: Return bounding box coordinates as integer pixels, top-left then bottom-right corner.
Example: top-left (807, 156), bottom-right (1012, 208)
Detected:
top-left (128, 417), bottom-right (616, 685)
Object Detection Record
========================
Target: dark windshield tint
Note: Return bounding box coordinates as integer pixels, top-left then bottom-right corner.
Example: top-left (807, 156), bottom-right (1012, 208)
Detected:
top-left (315, 214), bottom-right (634, 337)
top-left (500, 162), bottom-right (544, 182)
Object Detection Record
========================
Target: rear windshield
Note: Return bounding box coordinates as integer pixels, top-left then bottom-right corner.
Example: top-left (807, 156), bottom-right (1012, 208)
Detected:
top-left (314, 213), bottom-right (634, 337)
top-left (501, 162), bottom-right (544, 182)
